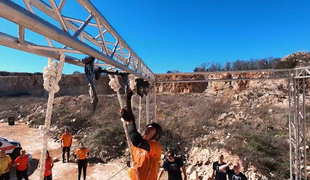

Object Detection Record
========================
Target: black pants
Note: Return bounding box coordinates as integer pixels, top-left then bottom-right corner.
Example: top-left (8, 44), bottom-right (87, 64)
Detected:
top-left (44, 175), bottom-right (52, 180)
top-left (78, 159), bottom-right (87, 180)
top-left (62, 147), bottom-right (70, 162)
top-left (16, 169), bottom-right (28, 180)
top-left (0, 172), bottom-right (10, 180)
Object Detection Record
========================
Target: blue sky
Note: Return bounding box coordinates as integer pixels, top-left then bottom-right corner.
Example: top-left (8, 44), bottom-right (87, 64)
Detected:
top-left (0, 0), bottom-right (310, 74)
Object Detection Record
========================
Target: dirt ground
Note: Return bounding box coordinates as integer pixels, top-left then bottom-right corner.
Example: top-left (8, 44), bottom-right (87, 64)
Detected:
top-left (0, 122), bottom-right (130, 180)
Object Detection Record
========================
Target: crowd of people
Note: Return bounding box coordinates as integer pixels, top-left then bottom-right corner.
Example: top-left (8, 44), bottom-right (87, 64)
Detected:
top-left (0, 128), bottom-right (89, 180)
top-left (0, 86), bottom-right (248, 180)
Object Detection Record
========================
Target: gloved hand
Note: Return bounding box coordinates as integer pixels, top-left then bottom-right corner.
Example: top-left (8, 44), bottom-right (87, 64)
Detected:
top-left (120, 108), bottom-right (133, 122)
top-left (126, 159), bottom-right (131, 167)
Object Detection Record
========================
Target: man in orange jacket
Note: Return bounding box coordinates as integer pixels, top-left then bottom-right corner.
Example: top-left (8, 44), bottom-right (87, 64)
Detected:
top-left (60, 128), bottom-right (73, 163)
top-left (13, 150), bottom-right (31, 180)
top-left (121, 87), bottom-right (163, 180)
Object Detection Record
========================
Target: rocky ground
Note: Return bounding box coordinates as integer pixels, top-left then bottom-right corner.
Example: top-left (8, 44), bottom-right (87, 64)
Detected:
top-left (0, 122), bottom-right (130, 180)
top-left (1, 78), bottom-right (309, 179)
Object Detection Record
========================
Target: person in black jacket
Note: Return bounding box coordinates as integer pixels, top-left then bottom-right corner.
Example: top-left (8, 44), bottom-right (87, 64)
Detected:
top-left (219, 162), bottom-right (247, 180)
top-left (211, 153), bottom-right (228, 180)
top-left (158, 151), bottom-right (187, 180)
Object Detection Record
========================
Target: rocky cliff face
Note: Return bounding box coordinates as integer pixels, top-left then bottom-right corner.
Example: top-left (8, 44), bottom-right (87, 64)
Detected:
top-left (0, 72), bottom-right (119, 97)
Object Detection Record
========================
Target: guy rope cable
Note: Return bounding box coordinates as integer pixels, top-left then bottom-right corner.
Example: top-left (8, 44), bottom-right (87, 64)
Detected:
top-left (108, 74), bottom-right (139, 179)
top-left (39, 53), bottom-right (65, 180)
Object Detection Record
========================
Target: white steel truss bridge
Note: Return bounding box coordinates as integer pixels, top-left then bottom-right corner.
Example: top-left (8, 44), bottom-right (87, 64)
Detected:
top-left (0, 0), bottom-right (309, 179)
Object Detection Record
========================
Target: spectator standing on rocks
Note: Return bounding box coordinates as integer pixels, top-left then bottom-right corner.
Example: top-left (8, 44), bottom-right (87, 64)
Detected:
top-left (121, 87), bottom-right (163, 180)
top-left (219, 162), bottom-right (247, 180)
top-left (12, 150), bottom-right (30, 180)
top-left (210, 153), bottom-right (228, 180)
top-left (60, 128), bottom-right (72, 163)
top-left (158, 151), bottom-right (187, 180)
top-left (74, 142), bottom-right (89, 180)
top-left (0, 149), bottom-right (12, 180)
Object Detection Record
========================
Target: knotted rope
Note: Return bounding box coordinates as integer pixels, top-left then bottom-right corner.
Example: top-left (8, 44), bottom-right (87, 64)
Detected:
top-left (108, 74), bottom-right (139, 179)
top-left (39, 53), bottom-right (65, 180)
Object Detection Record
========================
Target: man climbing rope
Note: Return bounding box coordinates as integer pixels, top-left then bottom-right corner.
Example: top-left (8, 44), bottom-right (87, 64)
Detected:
top-left (74, 142), bottom-right (89, 180)
top-left (158, 151), bottom-right (187, 180)
top-left (210, 153), bottom-right (228, 180)
top-left (121, 86), bottom-right (163, 180)
top-left (219, 162), bottom-right (247, 180)
top-left (0, 149), bottom-right (11, 180)
top-left (12, 150), bottom-right (31, 180)
top-left (60, 128), bottom-right (72, 163)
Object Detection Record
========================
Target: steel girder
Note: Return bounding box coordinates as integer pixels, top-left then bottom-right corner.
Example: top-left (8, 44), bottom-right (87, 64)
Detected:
top-left (288, 67), bottom-right (310, 180)
top-left (0, 0), bottom-right (154, 81)
top-left (156, 68), bottom-right (295, 83)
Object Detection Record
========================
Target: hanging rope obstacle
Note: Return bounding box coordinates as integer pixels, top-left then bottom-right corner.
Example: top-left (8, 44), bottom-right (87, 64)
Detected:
top-left (39, 53), bottom-right (65, 180)
top-left (108, 74), bottom-right (139, 179)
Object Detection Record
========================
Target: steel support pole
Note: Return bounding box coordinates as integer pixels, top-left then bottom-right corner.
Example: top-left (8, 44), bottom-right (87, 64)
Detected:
top-left (138, 96), bottom-right (142, 132)
top-left (154, 85), bottom-right (157, 122)
top-left (293, 71), bottom-right (298, 179)
top-left (303, 77), bottom-right (307, 180)
top-left (146, 94), bottom-right (150, 125)
top-left (288, 78), bottom-right (293, 180)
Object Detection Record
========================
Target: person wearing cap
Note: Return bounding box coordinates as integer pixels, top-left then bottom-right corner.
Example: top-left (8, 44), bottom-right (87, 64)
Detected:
top-left (12, 150), bottom-right (31, 180)
top-left (121, 86), bottom-right (163, 180)
top-left (219, 162), bottom-right (247, 180)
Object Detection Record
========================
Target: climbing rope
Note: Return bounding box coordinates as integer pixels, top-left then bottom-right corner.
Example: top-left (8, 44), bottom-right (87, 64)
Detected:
top-left (108, 74), bottom-right (139, 180)
top-left (107, 165), bottom-right (128, 180)
top-left (39, 53), bottom-right (65, 180)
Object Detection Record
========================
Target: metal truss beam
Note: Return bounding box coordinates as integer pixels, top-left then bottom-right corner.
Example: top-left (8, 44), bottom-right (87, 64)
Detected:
top-left (156, 68), bottom-right (295, 83)
top-left (0, 0), bottom-right (154, 81)
top-left (0, 32), bottom-right (83, 66)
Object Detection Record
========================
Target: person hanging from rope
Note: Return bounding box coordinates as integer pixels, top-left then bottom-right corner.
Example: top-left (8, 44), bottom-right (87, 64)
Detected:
top-left (158, 151), bottom-right (187, 180)
top-left (60, 128), bottom-right (72, 163)
top-left (219, 161), bottom-right (247, 180)
top-left (121, 86), bottom-right (163, 180)
top-left (12, 150), bottom-right (31, 180)
top-left (74, 142), bottom-right (89, 180)
top-left (41, 150), bottom-right (53, 180)
top-left (0, 149), bottom-right (12, 180)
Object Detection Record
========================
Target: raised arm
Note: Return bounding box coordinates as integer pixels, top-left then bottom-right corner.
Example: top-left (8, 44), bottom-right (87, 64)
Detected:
top-left (121, 87), bottom-right (150, 151)
top-left (219, 163), bottom-right (231, 173)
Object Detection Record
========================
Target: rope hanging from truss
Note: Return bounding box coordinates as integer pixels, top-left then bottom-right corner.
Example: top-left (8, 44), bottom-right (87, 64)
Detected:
top-left (39, 53), bottom-right (65, 180)
top-left (107, 74), bottom-right (139, 179)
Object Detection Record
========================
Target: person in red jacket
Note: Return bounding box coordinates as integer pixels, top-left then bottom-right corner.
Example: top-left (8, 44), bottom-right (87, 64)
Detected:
top-left (12, 150), bottom-right (31, 180)
top-left (44, 150), bottom-right (53, 180)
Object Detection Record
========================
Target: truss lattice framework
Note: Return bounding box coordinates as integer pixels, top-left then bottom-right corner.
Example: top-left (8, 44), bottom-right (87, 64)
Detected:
top-left (0, 0), bottom-right (155, 81)
top-left (156, 68), bottom-right (295, 83)
top-left (288, 67), bottom-right (310, 180)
